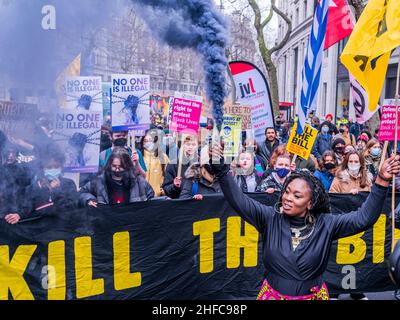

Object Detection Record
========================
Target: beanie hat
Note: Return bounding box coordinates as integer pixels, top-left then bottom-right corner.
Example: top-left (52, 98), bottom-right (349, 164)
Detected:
top-left (325, 114), bottom-right (333, 120)
top-left (357, 133), bottom-right (369, 143)
top-left (332, 138), bottom-right (345, 150)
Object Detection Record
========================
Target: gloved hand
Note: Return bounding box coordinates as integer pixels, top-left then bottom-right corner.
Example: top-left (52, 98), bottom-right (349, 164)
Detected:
top-left (209, 142), bottom-right (230, 178)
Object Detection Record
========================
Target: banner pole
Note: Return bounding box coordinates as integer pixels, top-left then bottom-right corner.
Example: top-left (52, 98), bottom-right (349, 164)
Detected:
top-left (177, 133), bottom-right (186, 178)
top-left (378, 141), bottom-right (389, 172)
top-left (391, 53), bottom-right (400, 252)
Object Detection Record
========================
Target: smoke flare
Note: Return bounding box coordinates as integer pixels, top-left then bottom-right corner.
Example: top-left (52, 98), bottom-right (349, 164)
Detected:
top-left (130, 0), bottom-right (228, 130)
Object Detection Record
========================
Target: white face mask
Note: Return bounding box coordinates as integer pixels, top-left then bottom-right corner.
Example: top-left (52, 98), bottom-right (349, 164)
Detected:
top-left (348, 163), bottom-right (361, 175)
top-left (144, 142), bottom-right (155, 151)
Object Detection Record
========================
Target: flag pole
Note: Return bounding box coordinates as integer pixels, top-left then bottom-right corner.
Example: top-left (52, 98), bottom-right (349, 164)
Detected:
top-left (391, 53), bottom-right (400, 252)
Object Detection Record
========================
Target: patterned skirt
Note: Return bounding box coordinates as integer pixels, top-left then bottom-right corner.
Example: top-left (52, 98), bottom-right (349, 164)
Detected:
top-left (257, 280), bottom-right (330, 300)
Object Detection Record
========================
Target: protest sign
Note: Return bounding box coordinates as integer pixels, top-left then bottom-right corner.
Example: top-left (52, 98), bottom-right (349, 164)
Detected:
top-left (224, 103), bottom-right (251, 130)
top-left (54, 110), bottom-right (102, 173)
top-left (378, 99), bottom-right (400, 141)
top-left (52, 76), bottom-right (103, 173)
top-left (221, 115), bottom-right (242, 157)
top-left (111, 74), bottom-right (150, 132)
top-left (286, 122), bottom-right (318, 160)
top-left (0, 192), bottom-right (398, 300)
top-left (169, 92), bottom-right (202, 135)
top-left (229, 61), bottom-right (274, 144)
top-left (0, 101), bottom-right (38, 140)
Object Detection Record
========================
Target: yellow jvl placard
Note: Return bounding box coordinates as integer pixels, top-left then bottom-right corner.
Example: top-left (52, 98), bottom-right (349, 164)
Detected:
top-left (286, 123), bottom-right (318, 160)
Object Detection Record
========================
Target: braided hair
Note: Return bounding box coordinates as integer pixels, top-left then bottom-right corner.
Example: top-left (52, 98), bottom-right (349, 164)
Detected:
top-left (278, 170), bottom-right (331, 220)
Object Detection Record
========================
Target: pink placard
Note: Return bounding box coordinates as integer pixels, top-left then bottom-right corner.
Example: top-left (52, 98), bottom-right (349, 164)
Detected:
top-left (378, 103), bottom-right (400, 141)
top-left (169, 93), bottom-right (202, 134)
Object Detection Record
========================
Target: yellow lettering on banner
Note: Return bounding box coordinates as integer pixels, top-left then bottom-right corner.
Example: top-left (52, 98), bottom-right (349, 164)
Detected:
top-left (113, 232), bottom-right (141, 291)
top-left (336, 232), bottom-right (366, 264)
top-left (193, 218), bottom-right (220, 274)
top-left (48, 241), bottom-right (66, 300)
top-left (74, 237), bottom-right (104, 299)
top-left (372, 215), bottom-right (386, 264)
top-left (226, 217), bottom-right (258, 268)
top-left (0, 245), bottom-right (37, 300)
top-left (395, 228), bottom-right (400, 243)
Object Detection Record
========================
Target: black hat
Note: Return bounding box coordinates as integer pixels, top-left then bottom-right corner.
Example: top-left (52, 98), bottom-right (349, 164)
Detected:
top-left (332, 138), bottom-right (345, 150)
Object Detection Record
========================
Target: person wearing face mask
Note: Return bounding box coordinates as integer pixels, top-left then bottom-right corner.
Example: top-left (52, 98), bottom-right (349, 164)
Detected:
top-left (140, 130), bottom-right (169, 197)
top-left (232, 151), bottom-right (262, 192)
top-left (363, 139), bottom-right (382, 177)
top-left (4, 147), bottom-right (78, 225)
top-left (335, 123), bottom-right (356, 146)
top-left (329, 150), bottom-right (372, 195)
top-left (80, 147), bottom-right (154, 207)
top-left (100, 125), bottom-right (113, 152)
top-left (331, 138), bottom-right (346, 165)
top-left (312, 124), bottom-right (333, 161)
top-left (257, 155), bottom-right (295, 193)
top-left (179, 163), bottom-right (222, 200)
top-left (314, 151), bottom-right (337, 192)
top-left (99, 130), bottom-right (147, 173)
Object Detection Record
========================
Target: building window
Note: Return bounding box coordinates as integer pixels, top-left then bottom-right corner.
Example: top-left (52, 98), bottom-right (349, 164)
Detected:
top-left (296, 7), bottom-right (300, 26)
top-left (304, 0), bottom-right (308, 19)
top-left (336, 81), bottom-right (350, 120)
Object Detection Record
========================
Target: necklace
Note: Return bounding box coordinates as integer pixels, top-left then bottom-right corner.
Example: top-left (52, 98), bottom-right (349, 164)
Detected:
top-left (290, 224), bottom-right (315, 250)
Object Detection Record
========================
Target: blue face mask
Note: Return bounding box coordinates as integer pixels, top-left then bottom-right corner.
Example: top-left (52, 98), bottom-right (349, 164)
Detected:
top-left (321, 126), bottom-right (329, 134)
top-left (275, 167), bottom-right (290, 178)
top-left (44, 168), bottom-right (62, 181)
top-left (370, 148), bottom-right (381, 158)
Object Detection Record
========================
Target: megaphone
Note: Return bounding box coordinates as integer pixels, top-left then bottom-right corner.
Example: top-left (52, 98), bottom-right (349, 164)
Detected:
top-left (388, 240), bottom-right (400, 287)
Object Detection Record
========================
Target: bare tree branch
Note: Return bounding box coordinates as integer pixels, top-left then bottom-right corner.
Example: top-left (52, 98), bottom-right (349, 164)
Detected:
top-left (269, 0), bottom-right (292, 55)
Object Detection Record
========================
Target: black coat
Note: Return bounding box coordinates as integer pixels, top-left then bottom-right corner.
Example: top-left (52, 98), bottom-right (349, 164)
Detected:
top-left (179, 178), bottom-right (222, 199)
top-left (20, 177), bottom-right (78, 220)
top-left (79, 172), bottom-right (154, 206)
top-left (162, 157), bottom-right (197, 199)
top-left (217, 171), bottom-right (388, 296)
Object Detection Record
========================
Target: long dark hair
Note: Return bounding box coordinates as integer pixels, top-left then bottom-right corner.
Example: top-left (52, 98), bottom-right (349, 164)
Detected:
top-left (103, 147), bottom-right (140, 177)
top-left (279, 171), bottom-right (331, 219)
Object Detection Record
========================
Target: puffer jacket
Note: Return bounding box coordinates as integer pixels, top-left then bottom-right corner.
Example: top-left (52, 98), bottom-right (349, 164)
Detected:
top-left (79, 172), bottom-right (154, 206)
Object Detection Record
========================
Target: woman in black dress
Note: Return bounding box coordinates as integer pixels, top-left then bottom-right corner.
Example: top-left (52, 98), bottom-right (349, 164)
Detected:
top-left (210, 144), bottom-right (400, 300)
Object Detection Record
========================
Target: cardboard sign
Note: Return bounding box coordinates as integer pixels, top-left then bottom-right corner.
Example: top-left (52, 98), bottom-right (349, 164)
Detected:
top-left (169, 92), bottom-right (202, 135)
top-left (378, 100), bottom-right (400, 141)
top-left (286, 122), bottom-right (318, 160)
top-left (224, 103), bottom-right (252, 130)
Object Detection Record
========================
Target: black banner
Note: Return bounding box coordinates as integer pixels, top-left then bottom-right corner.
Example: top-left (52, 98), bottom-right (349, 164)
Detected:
top-left (0, 192), bottom-right (399, 300)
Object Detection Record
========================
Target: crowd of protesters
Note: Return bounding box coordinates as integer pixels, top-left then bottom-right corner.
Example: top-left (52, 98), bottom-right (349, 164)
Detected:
top-left (1, 113), bottom-right (400, 298)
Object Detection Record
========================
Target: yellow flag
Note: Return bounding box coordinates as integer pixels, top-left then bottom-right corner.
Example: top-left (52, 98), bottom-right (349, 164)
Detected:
top-left (55, 54), bottom-right (81, 108)
top-left (340, 0), bottom-right (400, 114)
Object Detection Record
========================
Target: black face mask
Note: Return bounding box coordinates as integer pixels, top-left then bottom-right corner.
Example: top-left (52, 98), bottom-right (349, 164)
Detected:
top-left (339, 129), bottom-right (345, 134)
top-left (114, 138), bottom-right (127, 147)
top-left (112, 170), bottom-right (126, 179)
top-left (324, 162), bottom-right (335, 170)
top-left (335, 146), bottom-right (344, 154)
top-left (101, 134), bottom-right (112, 149)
